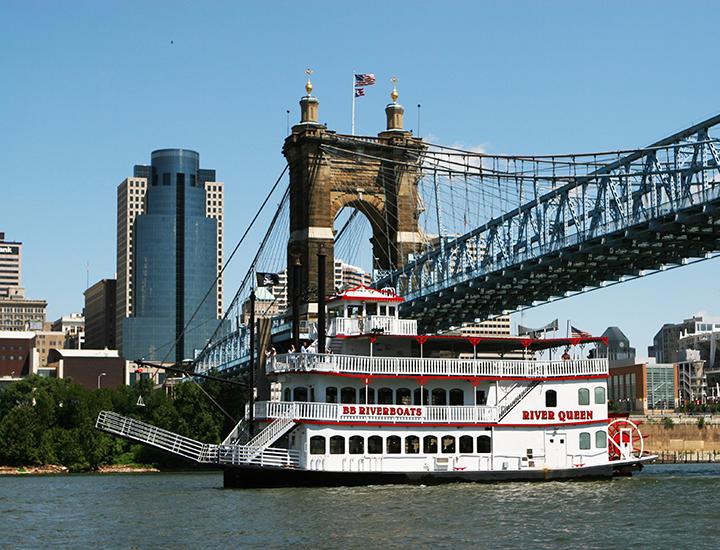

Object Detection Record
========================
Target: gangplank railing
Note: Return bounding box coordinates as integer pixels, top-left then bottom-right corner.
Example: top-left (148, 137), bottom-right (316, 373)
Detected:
top-left (96, 411), bottom-right (300, 467)
top-left (267, 353), bottom-right (608, 378)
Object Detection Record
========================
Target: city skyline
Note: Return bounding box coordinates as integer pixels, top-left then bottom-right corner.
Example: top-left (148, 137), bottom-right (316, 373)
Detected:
top-left (3, 1), bottom-right (720, 356)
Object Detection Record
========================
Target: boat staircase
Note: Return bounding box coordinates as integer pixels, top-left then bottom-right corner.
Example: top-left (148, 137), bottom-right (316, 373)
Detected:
top-left (498, 380), bottom-right (541, 421)
top-left (222, 417), bottom-right (251, 445)
top-left (96, 409), bottom-right (299, 467)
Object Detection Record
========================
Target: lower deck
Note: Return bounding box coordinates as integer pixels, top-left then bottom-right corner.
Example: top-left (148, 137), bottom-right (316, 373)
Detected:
top-left (282, 423), bottom-right (611, 474)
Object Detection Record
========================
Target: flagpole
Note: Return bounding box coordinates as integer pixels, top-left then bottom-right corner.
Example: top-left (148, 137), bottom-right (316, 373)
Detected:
top-left (351, 71), bottom-right (356, 135)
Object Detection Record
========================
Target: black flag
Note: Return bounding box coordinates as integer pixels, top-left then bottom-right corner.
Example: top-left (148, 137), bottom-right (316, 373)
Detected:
top-left (256, 272), bottom-right (280, 287)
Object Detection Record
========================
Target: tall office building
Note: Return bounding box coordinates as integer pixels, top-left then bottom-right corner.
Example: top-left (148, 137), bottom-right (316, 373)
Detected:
top-left (119, 149), bottom-right (223, 362)
top-left (84, 279), bottom-right (116, 349)
top-left (0, 232), bottom-right (23, 298)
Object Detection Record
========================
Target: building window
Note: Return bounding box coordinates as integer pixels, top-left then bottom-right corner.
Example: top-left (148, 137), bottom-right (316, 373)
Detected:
top-left (310, 436), bottom-right (326, 454)
top-left (423, 435), bottom-right (438, 454)
top-left (396, 388), bottom-right (411, 405)
top-left (459, 435), bottom-right (474, 453)
top-left (431, 388), bottom-right (447, 406)
top-left (578, 388), bottom-right (590, 406)
top-left (595, 431), bottom-right (607, 449)
top-left (579, 432), bottom-right (591, 450)
top-left (292, 387), bottom-right (308, 402)
top-left (594, 386), bottom-right (606, 404)
top-left (349, 436), bottom-right (364, 454)
top-left (368, 436), bottom-right (383, 454)
top-left (477, 435), bottom-right (492, 453)
top-left (378, 387), bottom-right (393, 404)
top-left (441, 435), bottom-right (456, 453)
top-left (329, 436), bottom-right (345, 454)
top-left (545, 389), bottom-right (557, 408)
top-left (325, 386), bottom-right (337, 403)
top-left (163, 173), bottom-right (170, 186)
top-left (340, 386), bottom-right (356, 404)
top-left (405, 435), bottom-right (420, 454)
top-left (413, 387), bottom-right (428, 405)
top-left (449, 389), bottom-right (464, 406)
top-left (386, 435), bottom-right (401, 454)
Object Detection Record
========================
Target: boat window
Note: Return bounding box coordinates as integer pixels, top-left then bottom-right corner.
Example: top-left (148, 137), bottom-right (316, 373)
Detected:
top-left (366, 303), bottom-right (377, 315)
top-left (379, 305), bottom-right (387, 315)
top-left (595, 430), bottom-right (607, 449)
top-left (284, 388), bottom-right (291, 402)
top-left (325, 386), bottom-right (338, 403)
top-left (341, 386), bottom-right (357, 404)
top-left (449, 389), bottom-right (464, 406)
top-left (388, 306), bottom-right (396, 316)
top-left (431, 388), bottom-right (447, 406)
top-left (405, 435), bottom-right (420, 454)
top-left (441, 435), bottom-right (456, 454)
top-left (423, 435), bottom-right (438, 454)
top-left (545, 389), bottom-right (557, 408)
top-left (594, 386), bottom-right (606, 404)
top-left (293, 387), bottom-right (308, 402)
top-left (386, 435), bottom-right (401, 454)
top-left (477, 435), bottom-right (492, 453)
top-left (396, 388), bottom-right (412, 405)
top-left (329, 436), bottom-right (345, 454)
top-left (310, 436), bottom-right (326, 454)
top-left (475, 389), bottom-right (487, 406)
top-left (368, 436), bottom-right (383, 454)
top-left (378, 387), bottom-right (393, 404)
top-left (578, 388), bottom-right (590, 406)
top-left (413, 388), bottom-right (429, 405)
top-left (348, 305), bottom-right (362, 317)
top-left (349, 436), bottom-right (364, 454)
top-left (459, 435), bottom-right (473, 453)
top-left (579, 432), bottom-right (591, 450)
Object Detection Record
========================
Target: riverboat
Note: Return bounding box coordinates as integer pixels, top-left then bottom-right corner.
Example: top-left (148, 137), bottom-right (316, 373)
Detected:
top-left (96, 285), bottom-right (655, 488)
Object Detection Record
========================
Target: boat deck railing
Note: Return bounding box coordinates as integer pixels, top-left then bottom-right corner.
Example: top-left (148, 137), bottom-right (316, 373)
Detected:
top-left (255, 400), bottom-right (499, 424)
top-left (267, 353), bottom-right (608, 379)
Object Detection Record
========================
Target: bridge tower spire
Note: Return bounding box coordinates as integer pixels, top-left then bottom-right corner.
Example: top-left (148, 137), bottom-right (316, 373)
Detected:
top-left (283, 72), bottom-right (426, 314)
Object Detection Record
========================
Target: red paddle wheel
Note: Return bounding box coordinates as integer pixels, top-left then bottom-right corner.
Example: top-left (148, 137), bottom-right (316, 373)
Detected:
top-left (607, 418), bottom-right (645, 461)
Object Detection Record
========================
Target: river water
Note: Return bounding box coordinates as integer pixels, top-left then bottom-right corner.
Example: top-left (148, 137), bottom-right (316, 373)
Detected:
top-left (2, 464), bottom-right (718, 549)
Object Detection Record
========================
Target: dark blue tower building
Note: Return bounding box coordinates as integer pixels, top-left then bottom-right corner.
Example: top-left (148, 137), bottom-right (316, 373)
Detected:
top-left (123, 149), bottom-right (220, 363)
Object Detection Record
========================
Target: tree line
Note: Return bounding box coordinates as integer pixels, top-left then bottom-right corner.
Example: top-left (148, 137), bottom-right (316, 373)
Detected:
top-left (0, 374), bottom-right (247, 471)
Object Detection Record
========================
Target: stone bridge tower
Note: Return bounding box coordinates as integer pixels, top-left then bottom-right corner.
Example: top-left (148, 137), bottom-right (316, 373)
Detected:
top-left (282, 76), bottom-right (426, 305)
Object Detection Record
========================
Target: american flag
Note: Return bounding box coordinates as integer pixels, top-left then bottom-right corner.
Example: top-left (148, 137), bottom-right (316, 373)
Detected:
top-left (354, 88), bottom-right (365, 97)
top-left (355, 73), bottom-right (376, 87)
top-left (571, 325), bottom-right (592, 338)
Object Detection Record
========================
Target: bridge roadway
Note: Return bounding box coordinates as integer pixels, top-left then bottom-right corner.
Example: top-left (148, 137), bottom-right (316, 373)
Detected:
top-left (380, 114), bottom-right (720, 331)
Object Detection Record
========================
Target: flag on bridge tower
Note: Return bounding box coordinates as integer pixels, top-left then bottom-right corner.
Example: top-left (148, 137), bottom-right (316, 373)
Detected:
top-left (354, 73), bottom-right (376, 86)
top-left (352, 72), bottom-right (376, 135)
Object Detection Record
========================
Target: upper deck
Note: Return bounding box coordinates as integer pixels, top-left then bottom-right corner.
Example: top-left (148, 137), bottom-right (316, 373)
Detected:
top-left (267, 353), bottom-right (608, 379)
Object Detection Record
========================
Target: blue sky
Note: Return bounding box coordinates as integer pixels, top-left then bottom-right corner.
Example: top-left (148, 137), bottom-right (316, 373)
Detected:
top-left (2, 0), bottom-right (719, 356)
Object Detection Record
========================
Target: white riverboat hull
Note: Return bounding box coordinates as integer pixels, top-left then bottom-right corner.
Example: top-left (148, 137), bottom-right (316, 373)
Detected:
top-left (222, 456), bottom-right (655, 488)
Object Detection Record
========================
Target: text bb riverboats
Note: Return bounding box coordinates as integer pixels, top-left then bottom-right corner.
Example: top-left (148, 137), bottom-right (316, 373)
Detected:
top-left (96, 286), bottom-right (655, 487)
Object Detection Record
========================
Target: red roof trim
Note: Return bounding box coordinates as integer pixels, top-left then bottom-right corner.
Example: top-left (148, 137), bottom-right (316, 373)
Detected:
top-left (296, 418), bottom-right (609, 428)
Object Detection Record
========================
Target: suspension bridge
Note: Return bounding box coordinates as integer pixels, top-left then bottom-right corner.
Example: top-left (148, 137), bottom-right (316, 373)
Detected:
top-left (194, 82), bottom-right (720, 374)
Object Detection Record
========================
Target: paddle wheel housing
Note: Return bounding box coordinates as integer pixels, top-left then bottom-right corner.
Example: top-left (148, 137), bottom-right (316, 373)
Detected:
top-left (608, 418), bottom-right (645, 461)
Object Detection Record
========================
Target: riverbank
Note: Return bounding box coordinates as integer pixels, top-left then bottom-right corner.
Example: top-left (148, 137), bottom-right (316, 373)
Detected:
top-left (0, 464), bottom-right (160, 475)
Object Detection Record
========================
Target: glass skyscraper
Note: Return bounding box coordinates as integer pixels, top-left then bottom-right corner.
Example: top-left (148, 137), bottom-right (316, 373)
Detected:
top-left (122, 149), bottom-right (221, 363)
